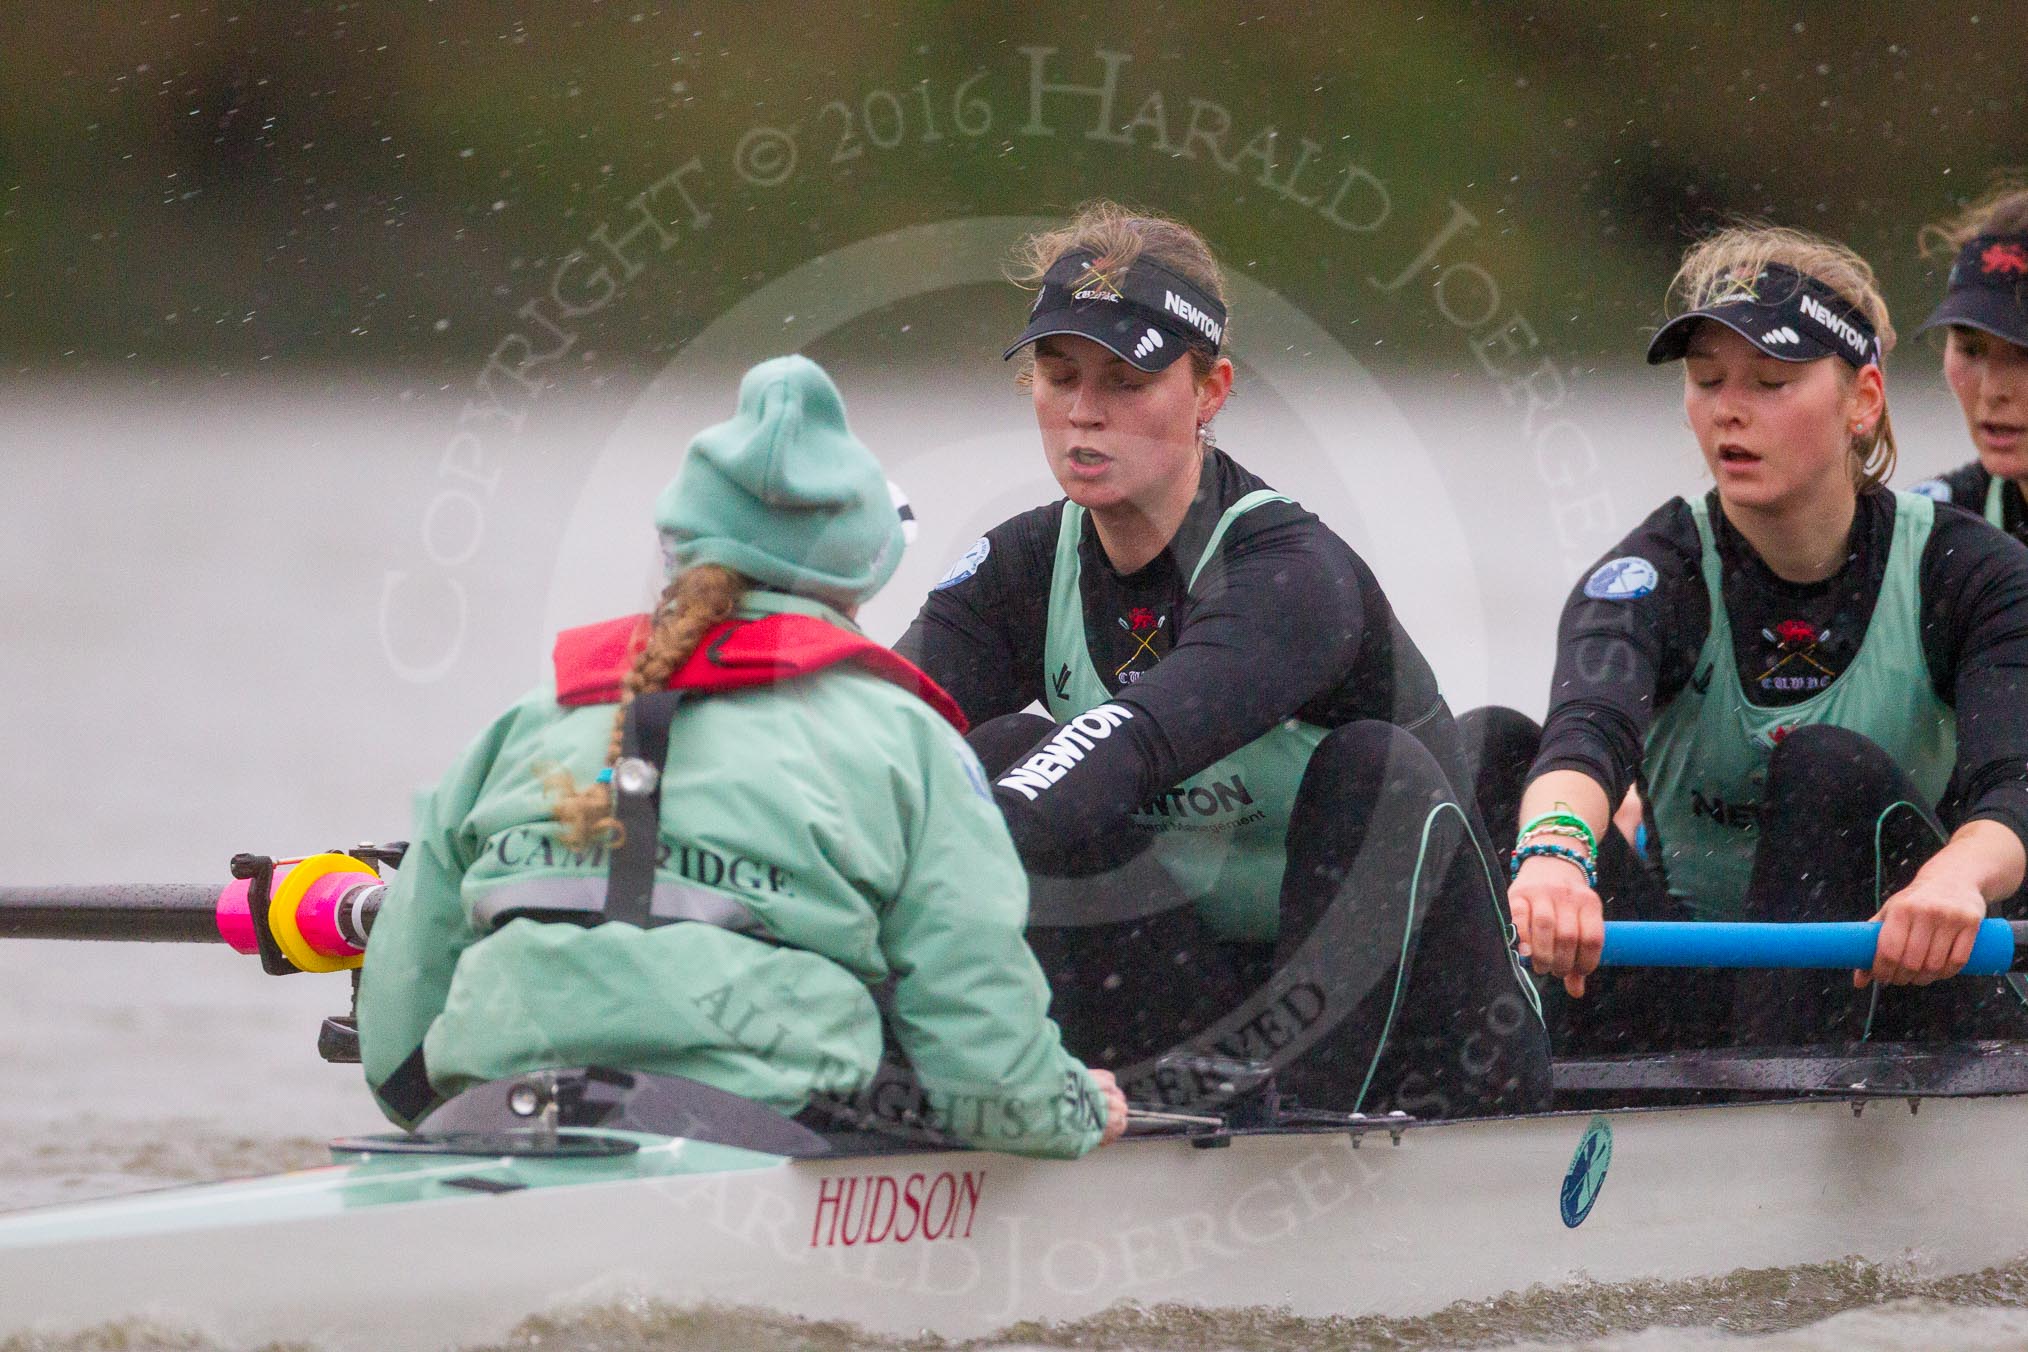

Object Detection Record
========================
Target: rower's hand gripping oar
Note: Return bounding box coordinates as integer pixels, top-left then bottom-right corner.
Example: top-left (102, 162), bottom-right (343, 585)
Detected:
top-left (1599, 918), bottom-right (2028, 974)
top-left (0, 846), bottom-right (396, 973)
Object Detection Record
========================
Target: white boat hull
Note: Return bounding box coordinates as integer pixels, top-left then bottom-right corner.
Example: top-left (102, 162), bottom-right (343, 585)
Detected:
top-left (1, 1095), bottom-right (2022, 1348)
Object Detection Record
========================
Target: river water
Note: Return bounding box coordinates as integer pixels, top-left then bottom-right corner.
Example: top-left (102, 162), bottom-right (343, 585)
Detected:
top-left (3, 364), bottom-right (2026, 1349)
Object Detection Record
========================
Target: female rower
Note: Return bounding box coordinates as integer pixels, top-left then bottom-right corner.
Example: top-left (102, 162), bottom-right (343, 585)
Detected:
top-left (1471, 224), bottom-right (2028, 1051)
top-left (897, 202), bottom-right (1550, 1118)
top-left (357, 355), bottom-right (1127, 1157)
top-left (1908, 176), bottom-right (2028, 545)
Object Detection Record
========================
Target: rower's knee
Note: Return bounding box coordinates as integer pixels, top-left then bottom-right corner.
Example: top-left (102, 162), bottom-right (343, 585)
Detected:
top-left (1763, 724), bottom-right (1900, 826)
top-left (1456, 705), bottom-right (1542, 785)
top-left (1298, 719), bottom-right (1453, 815)
top-left (1286, 720), bottom-right (1467, 906)
top-left (1766, 721), bottom-right (1886, 771)
top-left (1455, 705), bottom-right (1541, 841)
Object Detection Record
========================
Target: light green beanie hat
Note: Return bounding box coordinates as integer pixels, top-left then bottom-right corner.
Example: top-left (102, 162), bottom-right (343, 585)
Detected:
top-left (654, 355), bottom-right (904, 609)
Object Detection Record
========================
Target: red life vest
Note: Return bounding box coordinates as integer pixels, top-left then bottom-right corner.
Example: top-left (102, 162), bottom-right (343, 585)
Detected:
top-left (552, 611), bottom-right (968, 733)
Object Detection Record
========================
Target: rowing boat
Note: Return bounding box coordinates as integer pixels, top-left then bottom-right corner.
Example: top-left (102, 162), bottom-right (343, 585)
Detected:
top-left (6, 1054), bottom-right (2028, 1349)
top-left (5, 859), bottom-right (2028, 1347)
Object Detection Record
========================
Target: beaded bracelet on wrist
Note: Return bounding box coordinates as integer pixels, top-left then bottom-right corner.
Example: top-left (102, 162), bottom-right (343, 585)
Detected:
top-left (1517, 809), bottom-right (1598, 860)
top-left (1510, 841), bottom-right (1599, 889)
top-left (1522, 822), bottom-right (1593, 850)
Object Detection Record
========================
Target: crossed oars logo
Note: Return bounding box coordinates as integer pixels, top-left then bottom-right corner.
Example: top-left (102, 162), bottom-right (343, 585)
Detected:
top-left (1115, 612), bottom-right (1165, 678)
top-left (1759, 620), bottom-right (1834, 683)
top-left (1707, 270), bottom-right (1764, 307)
top-left (1071, 262), bottom-right (1125, 301)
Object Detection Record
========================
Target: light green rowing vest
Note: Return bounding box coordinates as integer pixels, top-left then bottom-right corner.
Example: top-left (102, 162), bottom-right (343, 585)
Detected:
top-left (1043, 491), bottom-right (1330, 943)
top-left (1986, 473), bottom-right (2010, 530)
top-left (1643, 492), bottom-right (1957, 918)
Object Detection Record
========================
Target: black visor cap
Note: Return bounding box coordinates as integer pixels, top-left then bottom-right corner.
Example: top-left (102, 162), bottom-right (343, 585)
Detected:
top-left (1004, 252), bottom-right (1225, 373)
top-left (1646, 263), bottom-right (1879, 369)
top-left (1918, 234), bottom-right (2028, 349)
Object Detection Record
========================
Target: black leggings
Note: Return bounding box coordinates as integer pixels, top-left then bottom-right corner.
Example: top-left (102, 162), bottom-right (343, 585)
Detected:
top-left (969, 713), bottom-right (1552, 1119)
top-left (1458, 706), bottom-right (2028, 1052)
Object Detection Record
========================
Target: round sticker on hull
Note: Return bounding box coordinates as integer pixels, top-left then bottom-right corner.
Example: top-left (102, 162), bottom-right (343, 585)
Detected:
top-left (1560, 1113), bottom-right (1613, 1228)
top-left (934, 537), bottom-right (991, 590)
top-left (1585, 556), bottom-right (1658, 601)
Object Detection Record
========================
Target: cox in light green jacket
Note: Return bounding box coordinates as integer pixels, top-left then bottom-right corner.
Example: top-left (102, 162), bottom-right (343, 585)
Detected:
top-left (358, 590), bottom-right (1106, 1159)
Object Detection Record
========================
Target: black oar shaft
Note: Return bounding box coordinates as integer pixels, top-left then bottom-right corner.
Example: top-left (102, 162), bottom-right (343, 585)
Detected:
top-left (0, 885), bottom-right (222, 943)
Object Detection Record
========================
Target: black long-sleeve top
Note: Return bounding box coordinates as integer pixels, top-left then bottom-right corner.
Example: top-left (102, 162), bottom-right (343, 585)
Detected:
top-left (1913, 461), bottom-right (2028, 547)
top-left (1531, 487), bottom-right (2028, 849)
top-left (897, 449), bottom-right (1462, 861)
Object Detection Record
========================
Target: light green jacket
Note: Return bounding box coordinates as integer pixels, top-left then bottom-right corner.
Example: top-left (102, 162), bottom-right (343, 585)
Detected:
top-left (358, 592), bottom-right (1105, 1158)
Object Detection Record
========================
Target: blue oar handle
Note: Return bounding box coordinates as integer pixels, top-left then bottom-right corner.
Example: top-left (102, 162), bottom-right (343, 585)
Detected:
top-left (1599, 919), bottom-right (2028, 975)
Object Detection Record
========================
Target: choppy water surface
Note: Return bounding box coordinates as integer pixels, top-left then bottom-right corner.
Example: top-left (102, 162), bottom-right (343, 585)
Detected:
top-left (1, 377), bottom-right (2019, 1350)
top-left (10, 1263), bottom-right (2028, 1351)
top-left (467, 1260), bottom-right (2028, 1350)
